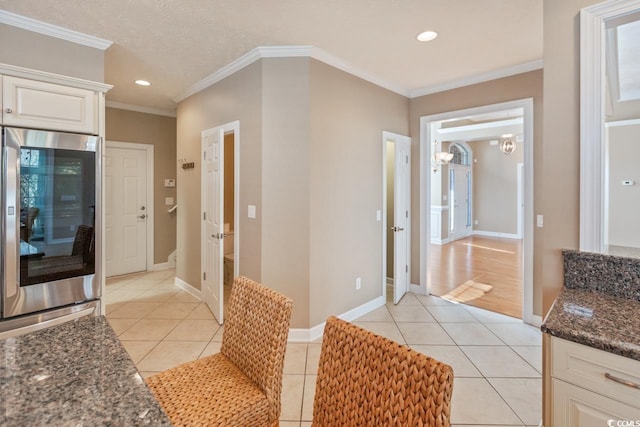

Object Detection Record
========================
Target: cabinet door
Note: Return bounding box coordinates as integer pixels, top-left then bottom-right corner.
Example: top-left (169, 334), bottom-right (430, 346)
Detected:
top-left (553, 379), bottom-right (640, 427)
top-left (2, 76), bottom-right (96, 134)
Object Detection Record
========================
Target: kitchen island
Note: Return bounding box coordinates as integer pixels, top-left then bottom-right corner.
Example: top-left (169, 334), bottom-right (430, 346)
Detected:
top-left (0, 315), bottom-right (170, 426)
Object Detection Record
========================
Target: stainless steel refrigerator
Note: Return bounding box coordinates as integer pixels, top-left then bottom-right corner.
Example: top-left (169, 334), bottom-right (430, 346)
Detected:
top-left (1, 127), bottom-right (101, 335)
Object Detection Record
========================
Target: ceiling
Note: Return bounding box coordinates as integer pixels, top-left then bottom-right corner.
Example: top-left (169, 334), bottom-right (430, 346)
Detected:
top-left (0, 0), bottom-right (543, 113)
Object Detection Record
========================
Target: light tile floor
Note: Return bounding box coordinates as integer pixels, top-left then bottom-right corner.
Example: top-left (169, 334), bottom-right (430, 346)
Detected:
top-left (106, 270), bottom-right (542, 427)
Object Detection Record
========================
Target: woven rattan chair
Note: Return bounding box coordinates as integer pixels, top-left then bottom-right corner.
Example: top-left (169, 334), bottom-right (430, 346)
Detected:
top-left (312, 316), bottom-right (454, 427)
top-left (147, 276), bottom-right (293, 427)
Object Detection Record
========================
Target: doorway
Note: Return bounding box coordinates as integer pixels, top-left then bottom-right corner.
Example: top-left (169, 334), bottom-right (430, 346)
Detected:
top-left (105, 141), bottom-right (154, 277)
top-left (382, 131), bottom-right (411, 304)
top-left (201, 121), bottom-right (240, 324)
top-left (419, 99), bottom-right (534, 323)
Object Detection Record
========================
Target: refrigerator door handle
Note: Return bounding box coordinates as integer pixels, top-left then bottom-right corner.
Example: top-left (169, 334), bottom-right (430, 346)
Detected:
top-left (4, 143), bottom-right (19, 298)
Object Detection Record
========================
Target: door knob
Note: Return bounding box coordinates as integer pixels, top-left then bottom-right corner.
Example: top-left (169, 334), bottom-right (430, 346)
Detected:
top-left (390, 226), bottom-right (405, 232)
top-left (137, 214), bottom-right (146, 219)
top-left (5, 108), bottom-right (13, 114)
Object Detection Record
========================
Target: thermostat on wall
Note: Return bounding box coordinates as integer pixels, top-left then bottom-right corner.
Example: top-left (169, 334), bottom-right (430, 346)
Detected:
top-left (622, 180), bottom-right (635, 186)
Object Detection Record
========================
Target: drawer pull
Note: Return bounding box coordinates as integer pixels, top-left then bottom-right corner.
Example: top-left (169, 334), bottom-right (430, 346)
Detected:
top-left (605, 372), bottom-right (640, 389)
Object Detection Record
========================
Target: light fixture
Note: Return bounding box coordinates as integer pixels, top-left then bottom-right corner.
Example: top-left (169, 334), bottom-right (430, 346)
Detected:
top-left (499, 139), bottom-right (516, 155)
top-left (417, 30), bottom-right (438, 42)
top-left (432, 151), bottom-right (454, 172)
top-left (135, 79), bottom-right (151, 86)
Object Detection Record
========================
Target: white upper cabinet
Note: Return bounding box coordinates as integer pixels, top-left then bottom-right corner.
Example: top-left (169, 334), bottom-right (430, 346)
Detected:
top-left (2, 76), bottom-right (97, 134)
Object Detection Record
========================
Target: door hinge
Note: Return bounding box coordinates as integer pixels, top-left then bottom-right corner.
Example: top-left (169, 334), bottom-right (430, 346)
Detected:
top-left (406, 155), bottom-right (409, 164)
top-left (203, 272), bottom-right (206, 280)
top-left (406, 210), bottom-right (408, 218)
top-left (406, 265), bottom-right (408, 273)
top-left (203, 212), bottom-right (206, 220)
top-left (203, 152), bottom-right (206, 160)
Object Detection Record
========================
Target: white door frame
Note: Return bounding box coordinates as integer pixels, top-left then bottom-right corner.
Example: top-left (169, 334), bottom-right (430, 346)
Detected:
top-left (105, 140), bottom-right (155, 273)
top-left (381, 131), bottom-right (411, 303)
top-left (419, 98), bottom-right (535, 325)
top-left (200, 121), bottom-right (240, 309)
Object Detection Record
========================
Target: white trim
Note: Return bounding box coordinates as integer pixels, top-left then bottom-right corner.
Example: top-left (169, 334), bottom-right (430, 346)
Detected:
top-left (288, 295), bottom-right (386, 342)
top-left (0, 62), bottom-right (112, 93)
top-left (106, 101), bottom-right (176, 118)
top-left (175, 46), bottom-right (410, 103)
top-left (431, 205), bottom-right (449, 211)
top-left (529, 315), bottom-right (543, 328)
top-left (105, 141), bottom-right (155, 274)
top-left (420, 98), bottom-right (535, 324)
top-left (154, 250), bottom-right (176, 271)
top-left (431, 237), bottom-right (453, 245)
top-left (437, 117), bottom-right (523, 134)
top-left (605, 118), bottom-right (640, 127)
top-left (410, 283), bottom-right (425, 295)
top-left (410, 60), bottom-right (543, 98)
top-left (580, 0), bottom-right (640, 254)
top-left (0, 10), bottom-right (113, 50)
top-left (174, 277), bottom-right (202, 300)
top-left (472, 230), bottom-right (522, 240)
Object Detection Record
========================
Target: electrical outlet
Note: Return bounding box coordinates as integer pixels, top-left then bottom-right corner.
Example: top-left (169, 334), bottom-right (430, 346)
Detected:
top-left (474, 220), bottom-right (479, 225)
top-left (355, 277), bottom-right (361, 290)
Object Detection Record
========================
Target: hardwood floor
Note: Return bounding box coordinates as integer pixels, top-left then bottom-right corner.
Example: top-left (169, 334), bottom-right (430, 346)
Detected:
top-left (429, 235), bottom-right (522, 319)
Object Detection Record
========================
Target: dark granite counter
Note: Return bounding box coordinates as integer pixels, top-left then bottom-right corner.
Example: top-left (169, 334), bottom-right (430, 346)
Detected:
top-left (541, 287), bottom-right (640, 361)
top-left (0, 315), bottom-right (171, 426)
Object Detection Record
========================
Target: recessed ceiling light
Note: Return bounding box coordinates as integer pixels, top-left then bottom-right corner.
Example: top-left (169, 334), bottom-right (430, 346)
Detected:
top-left (135, 80), bottom-right (151, 86)
top-left (417, 31), bottom-right (438, 42)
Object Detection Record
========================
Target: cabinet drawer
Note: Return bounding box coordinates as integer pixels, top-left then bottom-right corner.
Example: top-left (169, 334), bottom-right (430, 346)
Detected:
top-left (551, 336), bottom-right (640, 408)
top-left (553, 378), bottom-right (640, 427)
top-left (3, 76), bottom-right (96, 134)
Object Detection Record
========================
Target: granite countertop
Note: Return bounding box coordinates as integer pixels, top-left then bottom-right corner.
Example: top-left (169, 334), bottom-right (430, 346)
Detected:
top-left (0, 315), bottom-right (171, 426)
top-left (541, 287), bottom-right (640, 361)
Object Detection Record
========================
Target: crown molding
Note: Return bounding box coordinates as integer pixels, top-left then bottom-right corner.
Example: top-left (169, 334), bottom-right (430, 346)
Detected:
top-left (0, 62), bottom-right (112, 93)
top-left (0, 10), bottom-right (113, 50)
top-left (106, 101), bottom-right (177, 118)
top-left (410, 59), bottom-right (544, 99)
top-left (175, 45), bottom-right (410, 103)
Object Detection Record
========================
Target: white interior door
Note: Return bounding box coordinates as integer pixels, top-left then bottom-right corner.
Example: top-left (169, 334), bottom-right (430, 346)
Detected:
top-left (392, 134), bottom-right (411, 304)
top-left (105, 146), bottom-right (147, 276)
top-left (449, 164), bottom-right (471, 241)
top-left (201, 127), bottom-right (224, 324)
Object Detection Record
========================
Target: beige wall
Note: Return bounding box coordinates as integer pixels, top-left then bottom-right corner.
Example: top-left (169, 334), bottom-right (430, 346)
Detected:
top-left (176, 61), bottom-right (263, 292)
top-left (410, 70), bottom-right (544, 315)
top-left (261, 57), bottom-right (311, 328)
top-left (0, 24), bottom-right (104, 82)
top-left (176, 57), bottom-right (408, 328)
top-left (541, 0), bottom-right (601, 314)
top-left (105, 108), bottom-right (177, 264)
top-left (309, 59), bottom-right (409, 326)
top-left (224, 133), bottom-right (235, 231)
top-left (386, 142), bottom-right (395, 278)
top-left (607, 124), bottom-right (640, 248)
top-left (471, 140), bottom-right (523, 235)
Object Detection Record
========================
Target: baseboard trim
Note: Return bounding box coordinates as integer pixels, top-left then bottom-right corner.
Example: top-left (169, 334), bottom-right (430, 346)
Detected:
top-left (473, 230), bottom-right (521, 240)
top-left (410, 283), bottom-right (425, 294)
top-left (175, 277), bottom-right (201, 300)
top-left (530, 314), bottom-right (543, 327)
top-left (154, 250), bottom-right (176, 271)
top-left (288, 295), bottom-right (386, 342)
top-left (431, 237), bottom-right (452, 245)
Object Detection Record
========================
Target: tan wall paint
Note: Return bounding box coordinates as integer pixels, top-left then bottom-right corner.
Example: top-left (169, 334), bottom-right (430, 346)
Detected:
top-left (105, 108), bottom-right (177, 264)
top-left (176, 61), bottom-right (263, 291)
top-left (541, 0), bottom-right (601, 314)
top-left (0, 24), bottom-right (104, 82)
top-left (261, 57), bottom-right (311, 328)
top-left (386, 142), bottom-right (395, 278)
top-left (409, 70), bottom-right (543, 316)
top-left (309, 59), bottom-right (409, 327)
top-left (471, 140), bottom-right (523, 235)
top-left (223, 133), bottom-right (235, 231)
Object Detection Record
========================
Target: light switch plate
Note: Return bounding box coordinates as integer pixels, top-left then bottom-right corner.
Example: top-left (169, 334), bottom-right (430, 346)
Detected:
top-left (248, 205), bottom-right (256, 219)
top-left (164, 179), bottom-right (176, 187)
top-left (165, 197), bottom-right (174, 206)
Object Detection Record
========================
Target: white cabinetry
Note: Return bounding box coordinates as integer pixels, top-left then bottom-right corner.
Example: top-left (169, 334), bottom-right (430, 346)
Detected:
top-left (549, 336), bottom-right (640, 427)
top-left (2, 76), bottom-right (97, 134)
